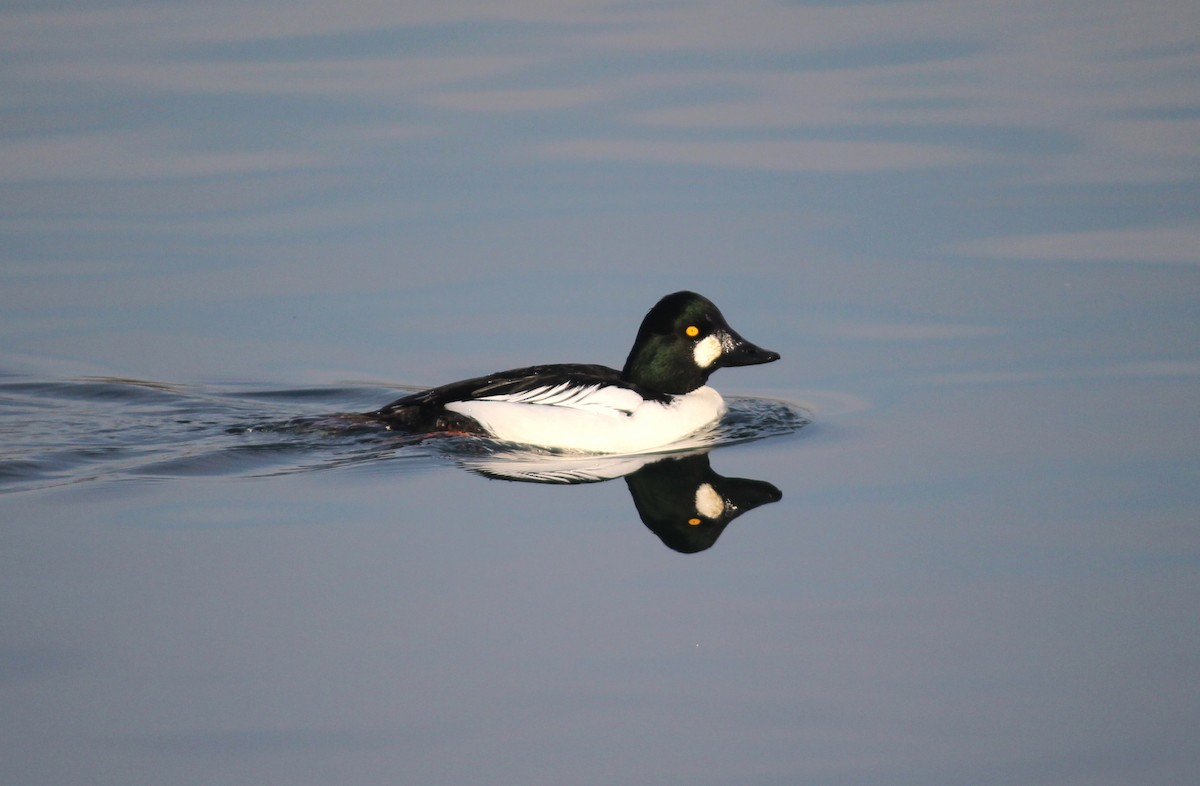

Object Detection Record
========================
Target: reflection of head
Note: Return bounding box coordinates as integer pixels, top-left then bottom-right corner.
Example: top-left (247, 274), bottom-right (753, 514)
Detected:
top-left (625, 453), bottom-right (781, 554)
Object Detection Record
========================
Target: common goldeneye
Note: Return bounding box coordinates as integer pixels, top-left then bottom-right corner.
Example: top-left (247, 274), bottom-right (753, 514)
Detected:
top-left (461, 449), bottom-right (783, 553)
top-left (369, 291), bottom-right (780, 453)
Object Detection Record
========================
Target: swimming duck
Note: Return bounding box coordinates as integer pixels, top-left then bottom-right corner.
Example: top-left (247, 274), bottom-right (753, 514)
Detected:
top-left (370, 291), bottom-right (779, 453)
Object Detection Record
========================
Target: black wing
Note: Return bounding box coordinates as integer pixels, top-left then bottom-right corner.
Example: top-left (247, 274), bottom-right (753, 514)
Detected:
top-left (369, 364), bottom-right (664, 430)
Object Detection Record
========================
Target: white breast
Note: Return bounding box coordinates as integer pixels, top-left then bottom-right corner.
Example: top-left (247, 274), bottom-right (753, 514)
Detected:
top-left (444, 384), bottom-right (726, 454)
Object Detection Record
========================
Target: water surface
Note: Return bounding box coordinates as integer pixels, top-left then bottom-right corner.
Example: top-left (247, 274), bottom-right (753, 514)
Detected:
top-left (2, 2), bottom-right (1198, 785)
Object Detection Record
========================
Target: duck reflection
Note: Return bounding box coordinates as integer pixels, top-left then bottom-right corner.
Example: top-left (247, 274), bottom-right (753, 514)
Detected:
top-left (462, 451), bottom-right (781, 553)
top-left (625, 453), bottom-right (781, 553)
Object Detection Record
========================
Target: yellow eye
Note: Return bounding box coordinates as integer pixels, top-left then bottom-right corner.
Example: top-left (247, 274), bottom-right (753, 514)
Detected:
top-left (687, 517), bottom-right (701, 526)
top-left (685, 325), bottom-right (700, 338)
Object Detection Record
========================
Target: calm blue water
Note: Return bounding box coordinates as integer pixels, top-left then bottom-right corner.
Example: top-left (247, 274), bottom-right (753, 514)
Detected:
top-left (3, 2), bottom-right (1199, 784)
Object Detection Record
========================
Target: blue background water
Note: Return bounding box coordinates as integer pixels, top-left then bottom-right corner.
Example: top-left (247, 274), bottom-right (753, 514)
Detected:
top-left (2, 2), bottom-right (1199, 784)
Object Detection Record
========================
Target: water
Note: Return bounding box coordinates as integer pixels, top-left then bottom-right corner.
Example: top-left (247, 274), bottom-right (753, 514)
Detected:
top-left (0, 375), bottom-right (808, 494)
top-left (3, 2), bottom-right (1199, 784)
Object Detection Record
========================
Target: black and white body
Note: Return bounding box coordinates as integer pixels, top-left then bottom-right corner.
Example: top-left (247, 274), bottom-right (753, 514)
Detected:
top-left (369, 291), bottom-right (779, 454)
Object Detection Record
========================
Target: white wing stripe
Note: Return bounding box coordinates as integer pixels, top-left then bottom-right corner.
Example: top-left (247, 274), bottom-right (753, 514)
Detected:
top-left (475, 383), bottom-right (640, 414)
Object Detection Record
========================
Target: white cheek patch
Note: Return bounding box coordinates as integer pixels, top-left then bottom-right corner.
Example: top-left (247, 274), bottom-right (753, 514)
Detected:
top-left (693, 334), bottom-right (722, 368)
top-left (694, 482), bottom-right (725, 520)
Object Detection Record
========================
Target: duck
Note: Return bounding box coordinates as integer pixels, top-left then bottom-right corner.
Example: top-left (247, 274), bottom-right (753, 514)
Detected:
top-left (368, 291), bottom-right (780, 453)
top-left (461, 449), bottom-right (784, 554)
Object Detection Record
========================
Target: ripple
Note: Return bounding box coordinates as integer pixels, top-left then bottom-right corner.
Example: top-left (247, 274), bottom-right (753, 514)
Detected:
top-left (0, 375), bottom-right (809, 493)
top-left (718, 396), bottom-right (812, 445)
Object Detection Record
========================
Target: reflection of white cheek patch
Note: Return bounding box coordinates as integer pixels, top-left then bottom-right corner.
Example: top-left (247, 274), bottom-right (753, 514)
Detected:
top-left (694, 483), bottom-right (725, 519)
top-left (693, 334), bottom-right (722, 368)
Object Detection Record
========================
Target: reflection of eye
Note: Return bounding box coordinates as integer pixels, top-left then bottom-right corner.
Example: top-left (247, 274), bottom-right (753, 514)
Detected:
top-left (685, 325), bottom-right (700, 337)
top-left (687, 517), bottom-right (701, 526)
